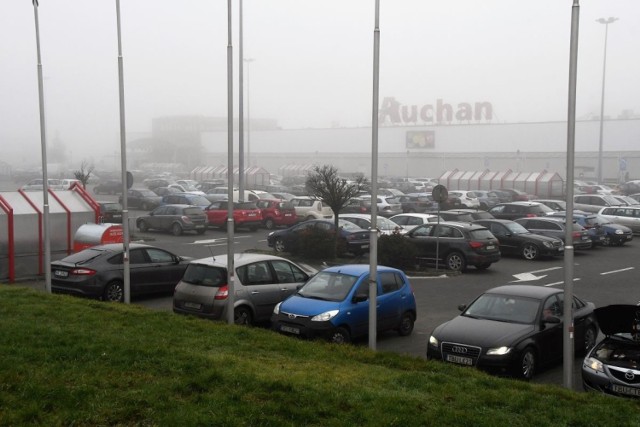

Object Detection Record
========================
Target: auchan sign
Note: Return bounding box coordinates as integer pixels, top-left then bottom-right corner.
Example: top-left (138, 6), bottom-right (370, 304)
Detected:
top-left (379, 97), bottom-right (493, 125)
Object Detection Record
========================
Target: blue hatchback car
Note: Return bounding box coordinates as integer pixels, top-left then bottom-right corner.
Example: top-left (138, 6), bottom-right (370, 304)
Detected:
top-left (271, 264), bottom-right (417, 343)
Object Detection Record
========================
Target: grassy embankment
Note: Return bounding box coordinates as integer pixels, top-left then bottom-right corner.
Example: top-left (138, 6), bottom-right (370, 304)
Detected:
top-left (1, 286), bottom-right (638, 426)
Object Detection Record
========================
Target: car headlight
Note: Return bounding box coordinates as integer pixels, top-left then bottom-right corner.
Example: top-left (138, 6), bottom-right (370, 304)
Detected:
top-left (487, 346), bottom-right (511, 356)
top-left (615, 230), bottom-right (624, 235)
top-left (543, 241), bottom-right (553, 248)
top-left (583, 357), bottom-right (604, 373)
top-left (428, 335), bottom-right (439, 347)
top-left (311, 310), bottom-right (339, 322)
top-left (273, 302), bottom-right (281, 315)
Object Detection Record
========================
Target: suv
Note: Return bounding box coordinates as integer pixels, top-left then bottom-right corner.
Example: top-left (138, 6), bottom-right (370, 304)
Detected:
top-left (290, 196), bottom-right (334, 221)
top-left (136, 204), bottom-right (208, 236)
top-left (255, 199), bottom-right (297, 229)
top-left (515, 217), bottom-right (592, 250)
top-left (97, 201), bottom-right (123, 223)
top-left (488, 201), bottom-right (553, 220)
top-left (448, 191), bottom-right (480, 208)
top-left (120, 188), bottom-right (162, 211)
top-left (403, 221), bottom-right (501, 271)
top-left (573, 194), bottom-right (625, 214)
top-left (397, 194), bottom-right (435, 213)
top-left (204, 200), bottom-right (263, 231)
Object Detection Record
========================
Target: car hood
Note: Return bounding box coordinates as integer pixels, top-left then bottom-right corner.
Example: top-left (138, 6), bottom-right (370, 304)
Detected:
top-left (433, 315), bottom-right (535, 347)
top-left (602, 223), bottom-right (632, 233)
top-left (280, 294), bottom-right (341, 316)
top-left (594, 305), bottom-right (640, 336)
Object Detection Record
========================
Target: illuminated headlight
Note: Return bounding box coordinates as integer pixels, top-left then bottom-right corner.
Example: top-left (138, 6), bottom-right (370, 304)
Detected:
top-left (487, 346), bottom-right (511, 356)
top-left (543, 241), bottom-right (554, 248)
top-left (583, 357), bottom-right (604, 373)
top-left (429, 335), bottom-right (439, 347)
top-left (273, 302), bottom-right (281, 315)
top-left (311, 310), bottom-right (339, 322)
top-left (615, 230), bottom-right (624, 235)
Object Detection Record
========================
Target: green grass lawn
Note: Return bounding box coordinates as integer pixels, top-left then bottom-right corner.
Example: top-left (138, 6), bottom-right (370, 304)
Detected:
top-left (1, 286), bottom-right (638, 426)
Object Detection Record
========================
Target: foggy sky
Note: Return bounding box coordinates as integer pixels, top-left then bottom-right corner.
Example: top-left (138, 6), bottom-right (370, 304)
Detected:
top-left (1, 0), bottom-right (639, 170)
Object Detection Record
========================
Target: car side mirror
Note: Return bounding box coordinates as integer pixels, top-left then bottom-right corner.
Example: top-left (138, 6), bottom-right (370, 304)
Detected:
top-left (353, 293), bottom-right (369, 303)
top-left (457, 304), bottom-right (467, 312)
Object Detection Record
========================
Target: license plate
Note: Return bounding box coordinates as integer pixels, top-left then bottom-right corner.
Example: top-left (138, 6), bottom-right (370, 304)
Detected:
top-left (284, 213), bottom-right (292, 217)
top-left (248, 213), bottom-right (256, 217)
top-left (627, 235), bottom-right (633, 240)
top-left (280, 325), bottom-right (300, 335)
top-left (195, 225), bottom-right (204, 229)
top-left (611, 384), bottom-right (640, 397)
top-left (446, 354), bottom-right (473, 366)
top-left (184, 302), bottom-right (202, 310)
top-left (54, 270), bottom-right (68, 277)
top-left (486, 245), bottom-right (495, 250)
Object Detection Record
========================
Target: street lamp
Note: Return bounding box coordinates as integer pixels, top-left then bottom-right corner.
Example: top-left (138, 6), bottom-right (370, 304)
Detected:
top-left (596, 17), bottom-right (618, 185)
top-left (244, 58), bottom-right (255, 166)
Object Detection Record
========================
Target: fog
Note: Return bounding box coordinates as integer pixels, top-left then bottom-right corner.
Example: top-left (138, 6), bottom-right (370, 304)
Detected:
top-left (1, 0), bottom-right (639, 173)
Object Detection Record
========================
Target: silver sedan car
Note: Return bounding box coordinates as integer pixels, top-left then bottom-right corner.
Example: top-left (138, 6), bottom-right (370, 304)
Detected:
top-left (173, 253), bottom-right (316, 325)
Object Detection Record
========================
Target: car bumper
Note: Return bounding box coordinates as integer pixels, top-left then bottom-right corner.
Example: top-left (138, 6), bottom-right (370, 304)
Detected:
top-left (173, 300), bottom-right (225, 319)
top-left (271, 314), bottom-right (337, 340)
top-left (582, 365), bottom-right (640, 398)
top-left (426, 342), bottom-right (518, 377)
top-left (467, 252), bottom-right (501, 266)
top-left (51, 278), bottom-right (104, 299)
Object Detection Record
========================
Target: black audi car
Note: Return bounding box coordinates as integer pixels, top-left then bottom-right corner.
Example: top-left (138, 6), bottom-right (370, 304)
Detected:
top-left (582, 305), bottom-right (640, 398)
top-left (473, 219), bottom-right (564, 260)
top-left (426, 285), bottom-right (597, 379)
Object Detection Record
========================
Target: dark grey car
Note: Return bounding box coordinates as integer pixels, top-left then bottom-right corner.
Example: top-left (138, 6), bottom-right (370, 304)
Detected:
top-left (136, 204), bottom-right (208, 236)
top-left (515, 217), bottom-right (592, 250)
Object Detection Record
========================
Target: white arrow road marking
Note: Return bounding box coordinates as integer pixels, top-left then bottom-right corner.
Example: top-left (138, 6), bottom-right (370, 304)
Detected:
top-left (511, 273), bottom-right (548, 282)
top-left (524, 267), bottom-right (562, 274)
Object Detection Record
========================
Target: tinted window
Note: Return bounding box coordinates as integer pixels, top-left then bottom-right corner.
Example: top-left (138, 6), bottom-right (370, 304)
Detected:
top-left (470, 229), bottom-right (495, 239)
top-left (271, 260), bottom-right (308, 283)
top-left (184, 207), bottom-right (204, 216)
top-left (145, 248), bottom-right (175, 263)
top-left (380, 272), bottom-right (403, 294)
top-left (182, 264), bottom-right (226, 287)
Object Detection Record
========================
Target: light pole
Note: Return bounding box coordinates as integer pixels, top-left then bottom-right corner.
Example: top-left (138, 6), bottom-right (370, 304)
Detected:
top-left (596, 17), bottom-right (618, 185)
top-left (244, 58), bottom-right (255, 166)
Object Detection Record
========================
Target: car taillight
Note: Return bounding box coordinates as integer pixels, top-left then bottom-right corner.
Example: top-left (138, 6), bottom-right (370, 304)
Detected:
top-left (572, 231), bottom-right (582, 239)
top-left (214, 284), bottom-right (229, 300)
top-left (526, 213), bottom-right (536, 217)
top-left (468, 241), bottom-right (484, 249)
top-left (70, 268), bottom-right (96, 276)
top-left (360, 207), bottom-right (367, 213)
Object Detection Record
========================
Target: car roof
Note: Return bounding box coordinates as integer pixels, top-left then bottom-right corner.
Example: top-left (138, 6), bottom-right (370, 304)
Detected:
top-left (189, 253), bottom-right (293, 268)
top-left (438, 221), bottom-right (487, 229)
top-left (474, 218), bottom-right (514, 224)
top-left (497, 201), bottom-right (542, 206)
top-left (485, 284), bottom-right (560, 299)
top-left (392, 213), bottom-right (439, 218)
top-left (339, 213), bottom-right (372, 219)
top-left (321, 263), bottom-right (403, 276)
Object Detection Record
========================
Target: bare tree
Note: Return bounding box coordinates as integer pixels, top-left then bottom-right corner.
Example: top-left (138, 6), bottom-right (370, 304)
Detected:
top-left (305, 165), bottom-right (368, 257)
top-left (73, 160), bottom-right (95, 189)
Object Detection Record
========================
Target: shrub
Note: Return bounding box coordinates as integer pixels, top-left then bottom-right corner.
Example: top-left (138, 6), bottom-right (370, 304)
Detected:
top-left (377, 234), bottom-right (418, 270)
top-left (297, 227), bottom-right (337, 259)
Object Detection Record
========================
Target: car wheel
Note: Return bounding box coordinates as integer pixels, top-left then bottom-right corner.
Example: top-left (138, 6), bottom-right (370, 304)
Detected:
top-left (602, 235), bottom-right (612, 247)
top-left (103, 281), bottom-right (124, 302)
top-left (138, 220), bottom-right (148, 232)
top-left (397, 312), bottom-right (415, 336)
top-left (274, 238), bottom-right (286, 253)
top-left (234, 306), bottom-right (253, 326)
top-left (445, 252), bottom-right (466, 272)
top-left (171, 223), bottom-right (183, 236)
top-left (475, 263), bottom-right (492, 270)
top-left (521, 243), bottom-right (540, 260)
top-left (264, 218), bottom-right (275, 230)
top-left (141, 202), bottom-right (149, 211)
top-left (581, 326), bottom-right (598, 355)
top-left (329, 327), bottom-right (351, 344)
top-left (516, 347), bottom-right (536, 380)
top-left (196, 228), bottom-right (206, 235)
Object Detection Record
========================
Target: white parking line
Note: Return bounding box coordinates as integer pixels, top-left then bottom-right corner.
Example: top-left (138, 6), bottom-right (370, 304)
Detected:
top-left (600, 267), bottom-right (635, 275)
top-left (525, 267), bottom-right (563, 275)
top-left (544, 278), bottom-right (580, 287)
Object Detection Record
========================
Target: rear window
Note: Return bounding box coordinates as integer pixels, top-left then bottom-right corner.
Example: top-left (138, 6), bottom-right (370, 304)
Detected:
top-left (278, 202), bottom-right (294, 209)
top-left (533, 204), bottom-right (553, 214)
top-left (470, 229), bottom-right (495, 240)
top-left (182, 264), bottom-right (226, 287)
top-left (61, 248), bottom-right (107, 264)
top-left (184, 207), bottom-right (205, 216)
top-left (235, 202), bottom-right (258, 210)
top-left (101, 203), bottom-right (122, 212)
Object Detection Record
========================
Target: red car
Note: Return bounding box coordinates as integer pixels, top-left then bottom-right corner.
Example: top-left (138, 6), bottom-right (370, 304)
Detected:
top-left (255, 199), bottom-right (297, 229)
top-left (204, 200), bottom-right (263, 231)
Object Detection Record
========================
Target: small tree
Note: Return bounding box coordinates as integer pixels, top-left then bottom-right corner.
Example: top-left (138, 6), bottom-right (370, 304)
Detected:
top-left (73, 160), bottom-right (95, 189)
top-left (305, 165), bottom-right (368, 257)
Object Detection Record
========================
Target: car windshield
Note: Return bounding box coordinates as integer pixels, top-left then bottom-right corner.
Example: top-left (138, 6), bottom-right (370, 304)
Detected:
top-left (189, 195), bottom-right (211, 206)
top-left (139, 189), bottom-right (157, 197)
top-left (469, 229), bottom-right (494, 239)
top-left (464, 293), bottom-right (540, 324)
top-left (297, 271), bottom-right (358, 302)
top-left (338, 219), bottom-right (362, 230)
top-left (59, 248), bottom-right (107, 265)
top-left (377, 217), bottom-right (400, 230)
top-left (182, 264), bottom-right (226, 287)
top-left (102, 203), bottom-right (122, 212)
top-left (504, 222), bottom-right (530, 234)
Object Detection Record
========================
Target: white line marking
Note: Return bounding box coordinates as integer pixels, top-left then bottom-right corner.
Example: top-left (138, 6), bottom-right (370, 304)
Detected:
top-left (545, 278), bottom-right (581, 287)
top-left (600, 267), bottom-right (635, 275)
top-left (525, 267), bottom-right (563, 275)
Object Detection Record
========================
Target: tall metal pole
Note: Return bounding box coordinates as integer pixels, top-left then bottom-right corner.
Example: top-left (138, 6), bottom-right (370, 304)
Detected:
top-left (32, 0), bottom-right (51, 293)
top-left (368, 0), bottom-right (380, 351)
top-left (115, 0), bottom-right (131, 304)
top-left (244, 58), bottom-right (254, 167)
top-left (226, 0), bottom-right (236, 325)
top-left (238, 0), bottom-right (245, 202)
top-left (596, 17), bottom-right (618, 185)
top-left (563, 0), bottom-right (580, 389)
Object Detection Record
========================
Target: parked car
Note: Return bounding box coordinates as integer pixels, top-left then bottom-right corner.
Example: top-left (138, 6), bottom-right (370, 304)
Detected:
top-left (342, 197), bottom-right (372, 214)
top-left (573, 194), bottom-right (625, 214)
top-left (613, 195), bottom-right (640, 206)
top-left (161, 192), bottom-right (211, 209)
top-left (472, 190), bottom-right (501, 210)
top-left (598, 206), bottom-right (640, 233)
top-left (119, 188), bottom-right (162, 211)
top-left (446, 208), bottom-right (495, 220)
top-left (426, 285), bottom-right (597, 379)
top-left (255, 199), bottom-right (297, 229)
top-left (51, 243), bottom-right (191, 302)
top-left (389, 213), bottom-right (442, 232)
top-left (143, 178), bottom-right (172, 190)
top-left (359, 194), bottom-right (403, 217)
top-left (514, 217), bottom-right (593, 250)
top-left (403, 221), bottom-right (501, 271)
top-left (173, 253), bottom-right (316, 325)
top-left (270, 192), bottom-right (296, 201)
top-left (629, 194), bottom-right (640, 203)
top-left (166, 183), bottom-right (206, 196)
top-left (577, 184), bottom-right (616, 195)
top-left (152, 186), bottom-right (182, 197)
top-left (271, 264), bottom-right (417, 343)
top-left (290, 196), bottom-right (334, 221)
top-left (430, 210), bottom-right (475, 223)
top-left (397, 194), bottom-right (435, 213)
top-left (94, 180), bottom-right (123, 195)
top-left (545, 212), bottom-right (607, 247)
top-left (339, 213), bottom-right (406, 235)
top-left (204, 200), bottom-right (263, 231)
top-left (136, 204), bottom-right (208, 236)
top-left (488, 202), bottom-right (554, 220)
top-left (531, 199), bottom-right (567, 212)
top-left (497, 188), bottom-right (532, 201)
top-left (473, 219), bottom-right (564, 260)
top-left (448, 191), bottom-right (480, 208)
top-left (267, 219), bottom-right (370, 256)
top-left (582, 305), bottom-right (640, 398)
top-left (97, 201), bottom-right (123, 223)
top-left (60, 178), bottom-right (82, 190)
top-left (21, 178), bottom-right (63, 191)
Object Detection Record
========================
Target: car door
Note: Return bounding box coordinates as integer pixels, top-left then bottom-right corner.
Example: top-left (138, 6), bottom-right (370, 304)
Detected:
top-left (143, 247), bottom-right (184, 292)
top-left (376, 271), bottom-right (407, 331)
top-left (236, 261), bottom-right (282, 320)
top-left (270, 259), bottom-right (310, 300)
top-left (405, 223), bottom-right (437, 261)
top-left (146, 206), bottom-right (166, 230)
top-left (487, 222), bottom-right (518, 254)
top-left (537, 294), bottom-right (564, 364)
